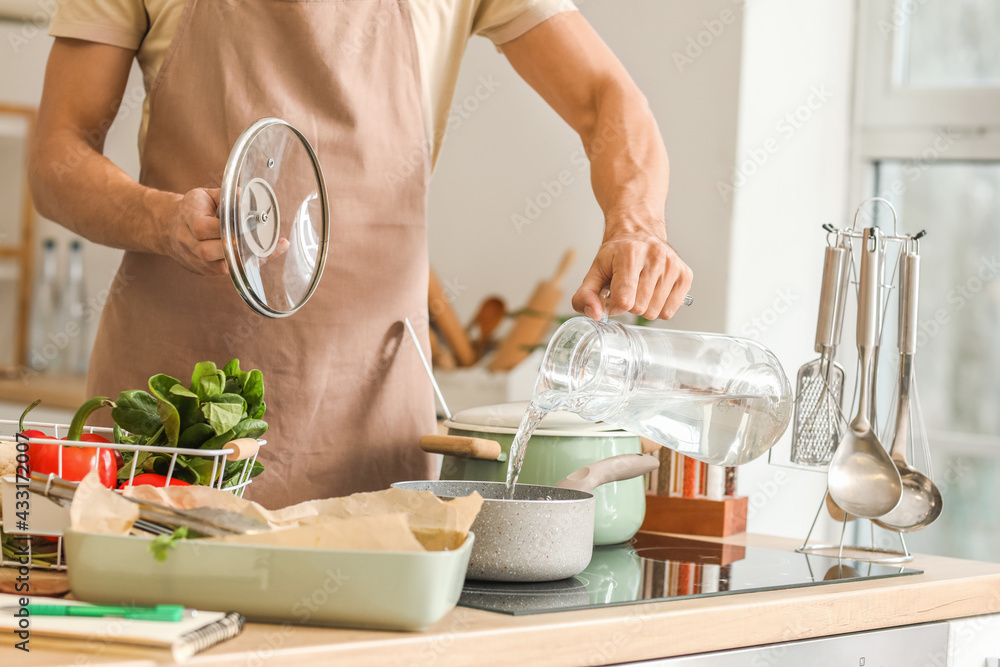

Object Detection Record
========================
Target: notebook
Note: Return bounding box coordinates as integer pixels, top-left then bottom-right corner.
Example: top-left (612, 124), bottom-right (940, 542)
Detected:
top-left (0, 594), bottom-right (245, 662)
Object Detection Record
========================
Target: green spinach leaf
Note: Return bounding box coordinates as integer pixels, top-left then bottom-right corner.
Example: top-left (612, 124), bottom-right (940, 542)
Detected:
top-left (178, 423), bottom-right (215, 449)
top-left (111, 390), bottom-right (162, 437)
top-left (149, 526), bottom-right (189, 562)
top-left (233, 418), bottom-right (268, 440)
top-left (169, 384), bottom-right (199, 399)
top-left (202, 400), bottom-right (244, 435)
top-left (148, 375), bottom-right (183, 446)
top-left (242, 369), bottom-right (265, 419)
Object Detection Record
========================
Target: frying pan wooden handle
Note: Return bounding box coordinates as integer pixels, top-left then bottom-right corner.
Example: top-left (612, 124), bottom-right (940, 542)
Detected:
top-left (419, 434), bottom-right (502, 461)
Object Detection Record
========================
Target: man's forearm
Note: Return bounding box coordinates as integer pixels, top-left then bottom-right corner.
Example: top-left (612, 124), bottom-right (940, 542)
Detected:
top-left (502, 12), bottom-right (692, 319)
top-left (30, 130), bottom-right (175, 255)
top-left (582, 78), bottom-right (669, 240)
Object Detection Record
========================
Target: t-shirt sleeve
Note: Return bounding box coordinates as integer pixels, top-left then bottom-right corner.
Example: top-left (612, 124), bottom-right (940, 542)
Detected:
top-left (473, 0), bottom-right (578, 45)
top-left (49, 0), bottom-right (148, 51)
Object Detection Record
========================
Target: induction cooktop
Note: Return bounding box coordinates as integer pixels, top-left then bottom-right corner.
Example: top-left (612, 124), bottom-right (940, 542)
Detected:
top-left (458, 533), bottom-right (922, 616)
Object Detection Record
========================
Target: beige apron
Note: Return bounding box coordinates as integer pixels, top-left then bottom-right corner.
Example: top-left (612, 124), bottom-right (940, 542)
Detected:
top-left (87, 0), bottom-right (436, 508)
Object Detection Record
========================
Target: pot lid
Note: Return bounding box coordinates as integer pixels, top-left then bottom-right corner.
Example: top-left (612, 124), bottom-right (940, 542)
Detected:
top-left (220, 118), bottom-right (329, 318)
top-left (447, 401), bottom-right (627, 435)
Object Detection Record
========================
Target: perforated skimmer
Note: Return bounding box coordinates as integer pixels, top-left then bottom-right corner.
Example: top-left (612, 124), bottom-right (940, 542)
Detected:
top-left (790, 238), bottom-right (851, 467)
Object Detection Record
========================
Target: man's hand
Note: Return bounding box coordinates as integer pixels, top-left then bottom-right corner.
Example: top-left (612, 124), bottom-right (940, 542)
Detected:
top-left (573, 225), bottom-right (692, 321)
top-left (502, 12), bottom-right (693, 321)
top-left (159, 188), bottom-right (228, 275)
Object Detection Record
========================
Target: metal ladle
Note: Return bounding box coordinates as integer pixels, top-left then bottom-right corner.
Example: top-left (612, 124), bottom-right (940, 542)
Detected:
top-left (874, 252), bottom-right (943, 532)
top-left (827, 227), bottom-right (902, 519)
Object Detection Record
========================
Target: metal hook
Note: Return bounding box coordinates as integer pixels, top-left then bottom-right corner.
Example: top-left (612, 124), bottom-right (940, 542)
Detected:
top-left (822, 223), bottom-right (838, 247)
top-left (852, 197), bottom-right (899, 235)
top-left (44, 472), bottom-right (56, 499)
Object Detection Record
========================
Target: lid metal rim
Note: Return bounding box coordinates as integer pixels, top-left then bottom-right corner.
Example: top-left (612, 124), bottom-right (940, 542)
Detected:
top-left (221, 117), bottom-right (330, 319)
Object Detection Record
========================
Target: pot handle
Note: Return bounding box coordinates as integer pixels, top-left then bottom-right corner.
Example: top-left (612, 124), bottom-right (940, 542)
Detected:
top-left (419, 434), bottom-right (503, 461)
top-left (555, 454), bottom-right (659, 493)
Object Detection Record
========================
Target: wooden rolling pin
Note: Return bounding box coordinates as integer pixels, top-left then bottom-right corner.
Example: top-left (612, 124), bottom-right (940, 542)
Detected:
top-left (428, 268), bottom-right (476, 367)
top-left (488, 248), bottom-right (575, 371)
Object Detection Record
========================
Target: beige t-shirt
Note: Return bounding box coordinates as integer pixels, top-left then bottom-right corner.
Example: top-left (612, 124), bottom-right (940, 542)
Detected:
top-left (49, 0), bottom-right (576, 165)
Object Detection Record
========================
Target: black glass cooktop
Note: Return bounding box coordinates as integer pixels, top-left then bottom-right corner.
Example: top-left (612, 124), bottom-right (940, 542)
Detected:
top-left (459, 533), bottom-right (922, 616)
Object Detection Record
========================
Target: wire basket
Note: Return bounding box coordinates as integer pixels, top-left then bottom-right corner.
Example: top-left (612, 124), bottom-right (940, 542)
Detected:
top-left (0, 418), bottom-right (265, 570)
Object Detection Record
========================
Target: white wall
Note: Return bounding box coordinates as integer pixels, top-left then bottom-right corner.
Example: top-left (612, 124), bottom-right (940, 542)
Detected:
top-left (428, 0), bottom-right (744, 334)
top-left (725, 0), bottom-right (856, 539)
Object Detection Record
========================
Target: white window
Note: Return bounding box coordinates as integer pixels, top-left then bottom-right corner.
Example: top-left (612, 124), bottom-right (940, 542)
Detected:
top-left (852, 0), bottom-right (1000, 561)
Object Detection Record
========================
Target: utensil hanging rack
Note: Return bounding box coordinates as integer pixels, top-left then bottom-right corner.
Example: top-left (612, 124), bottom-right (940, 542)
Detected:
top-left (796, 197), bottom-right (939, 563)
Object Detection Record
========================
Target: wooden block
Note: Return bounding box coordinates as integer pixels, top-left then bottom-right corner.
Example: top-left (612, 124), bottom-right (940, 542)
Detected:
top-left (641, 494), bottom-right (749, 537)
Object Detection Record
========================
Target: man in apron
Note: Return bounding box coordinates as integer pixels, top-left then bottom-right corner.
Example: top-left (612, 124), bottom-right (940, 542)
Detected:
top-left (29, 0), bottom-right (693, 507)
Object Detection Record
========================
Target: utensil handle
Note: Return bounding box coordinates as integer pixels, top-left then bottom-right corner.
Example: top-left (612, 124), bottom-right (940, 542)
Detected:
top-left (419, 434), bottom-right (502, 461)
top-left (554, 454), bottom-right (659, 493)
top-left (815, 245), bottom-right (850, 352)
top-left (831, 241), bottom-right (852, 348)
top-left (899, 253), bottom-right (919, 355)
top-left (857, 228), bottom-right (882, 350)
top-left (853, 227), bottom-right (882, 430)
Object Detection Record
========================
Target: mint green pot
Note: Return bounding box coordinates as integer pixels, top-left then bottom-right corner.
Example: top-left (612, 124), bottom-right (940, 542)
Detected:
top-left (438, 423), bottom-right (645, 546)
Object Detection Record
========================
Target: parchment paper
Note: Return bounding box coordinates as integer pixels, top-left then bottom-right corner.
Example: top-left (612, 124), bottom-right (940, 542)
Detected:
top-left (71, 473), bottom-right (482, 551)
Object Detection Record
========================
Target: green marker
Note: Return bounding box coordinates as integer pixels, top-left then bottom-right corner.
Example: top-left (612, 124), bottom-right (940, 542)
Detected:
top-left (26, 604), bottom-right (185, 622)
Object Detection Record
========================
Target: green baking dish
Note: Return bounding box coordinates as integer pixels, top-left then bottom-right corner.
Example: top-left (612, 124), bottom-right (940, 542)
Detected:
top-left (63, 530), bottom-right (474, 631)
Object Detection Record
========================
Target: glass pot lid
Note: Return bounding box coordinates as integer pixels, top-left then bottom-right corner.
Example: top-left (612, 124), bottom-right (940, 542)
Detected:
top-left (220, 118), bottom-right (329, 318)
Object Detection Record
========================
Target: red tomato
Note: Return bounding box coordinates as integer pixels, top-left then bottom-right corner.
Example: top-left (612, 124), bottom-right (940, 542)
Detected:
top-left (124, 473), bottom-right (191, 488)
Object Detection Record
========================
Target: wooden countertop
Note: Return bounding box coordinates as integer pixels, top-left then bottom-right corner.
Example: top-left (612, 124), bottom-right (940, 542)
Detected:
top-left (6, 532), bottom-right (1000, 666)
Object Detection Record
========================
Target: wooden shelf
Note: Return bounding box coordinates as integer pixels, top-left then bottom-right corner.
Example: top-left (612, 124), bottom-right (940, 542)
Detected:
top-left (0, 373), bottom-right (87, 410)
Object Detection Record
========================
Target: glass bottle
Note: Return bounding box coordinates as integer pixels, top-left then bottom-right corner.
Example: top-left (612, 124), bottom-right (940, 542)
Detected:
top-left (533, 317), bottom-right (793, 466)
top-left (60, 240), bottom-right (88, 375)
top-left (29, 238), bottom-right (60, 373)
